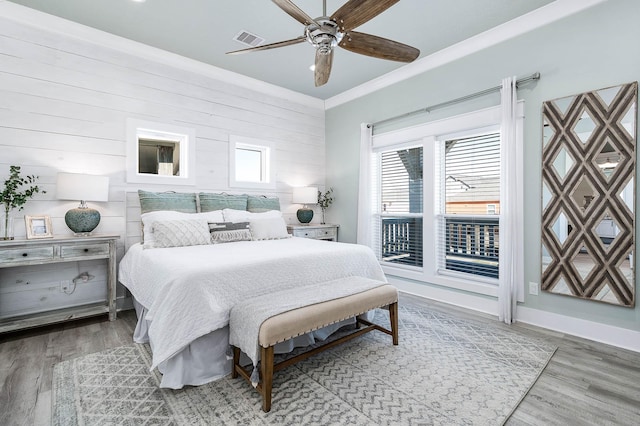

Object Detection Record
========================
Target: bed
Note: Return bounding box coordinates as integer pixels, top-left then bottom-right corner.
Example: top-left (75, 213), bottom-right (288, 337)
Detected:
top-left (118, 190), bottom-right (386, 389)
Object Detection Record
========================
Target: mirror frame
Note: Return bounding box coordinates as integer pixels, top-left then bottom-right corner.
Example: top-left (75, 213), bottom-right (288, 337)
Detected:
top-left (126, 118), bottom-right (196, 186)
top-left (541, 82), bottom-right (637, 307)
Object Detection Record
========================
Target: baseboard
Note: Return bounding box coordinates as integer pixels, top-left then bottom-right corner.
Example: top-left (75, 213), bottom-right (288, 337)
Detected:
top-left (388, 277), bottom-right (499, 316)
top-left (389, 276), bottom-right (640, 353)
top-left (516, 306), bottom-right (640, 353)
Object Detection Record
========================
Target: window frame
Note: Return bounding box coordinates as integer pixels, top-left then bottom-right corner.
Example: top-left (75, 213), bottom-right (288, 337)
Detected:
top-left (370, 103), bottom-right (524, 298)
top-left (229, 135), bottom-right (276, 190)
top-left (375, 142), bottom-right (425, 270)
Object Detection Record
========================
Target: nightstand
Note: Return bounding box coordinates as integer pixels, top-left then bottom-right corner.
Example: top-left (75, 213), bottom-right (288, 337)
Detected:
top-left (287, 224), bottom-right (339, 241)
top-left (0, 234), bottom-right (119, 333)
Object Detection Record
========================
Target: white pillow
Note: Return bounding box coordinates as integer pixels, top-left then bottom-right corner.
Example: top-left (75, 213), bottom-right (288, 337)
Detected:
top-left (141, 210), bottom-right (224, 248)
top-left (250, 217), bottom-right (290, 240)
top-left (153, 220), bottom-right (211, 248)
top-left (222, 208), bottom-right (282, 223)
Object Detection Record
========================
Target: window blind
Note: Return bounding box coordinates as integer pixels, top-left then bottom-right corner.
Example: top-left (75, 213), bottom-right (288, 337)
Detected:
top-left (376, 147), bottom-right (424, 268)
top-left (436, 132), bottom-right (500, 280)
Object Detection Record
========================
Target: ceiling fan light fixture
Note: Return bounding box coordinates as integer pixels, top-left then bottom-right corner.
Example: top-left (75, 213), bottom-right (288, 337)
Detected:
top-left (305, 18), bottom-right (343, 53)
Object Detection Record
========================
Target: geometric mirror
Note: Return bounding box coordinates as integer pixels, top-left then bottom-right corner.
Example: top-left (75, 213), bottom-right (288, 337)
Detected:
top-left (541, 82), bottom-right (637, 307)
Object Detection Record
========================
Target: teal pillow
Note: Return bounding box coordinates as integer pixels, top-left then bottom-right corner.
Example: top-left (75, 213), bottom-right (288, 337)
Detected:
top-left (247, 195), bottom-right (280, 212)
top-left (199, 193), bottom-right (248, 212)
top-left (138, 190), bottom-right (197, 214)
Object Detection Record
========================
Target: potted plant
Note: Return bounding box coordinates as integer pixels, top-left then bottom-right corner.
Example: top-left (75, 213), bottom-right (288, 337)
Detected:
top-left (1, 166), bottom-right (45, 240)
top-left (317, 187), bottom-right (334, 225)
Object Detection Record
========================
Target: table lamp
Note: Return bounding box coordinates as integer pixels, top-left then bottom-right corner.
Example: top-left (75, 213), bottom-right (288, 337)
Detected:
top-left (56, 172), bottom-right (109, 235)
top-left (292, 186), bottom-right (317, 224)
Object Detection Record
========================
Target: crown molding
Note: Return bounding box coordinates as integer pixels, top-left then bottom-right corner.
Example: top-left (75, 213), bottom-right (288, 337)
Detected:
top-left (0, 0), bottom-right (325, 110)
top-left (324, 0), bottom-right (609, 109)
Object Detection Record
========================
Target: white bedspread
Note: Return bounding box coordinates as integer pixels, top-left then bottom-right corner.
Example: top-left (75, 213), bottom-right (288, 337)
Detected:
top-left (118, 238), bottom-right (386, 370)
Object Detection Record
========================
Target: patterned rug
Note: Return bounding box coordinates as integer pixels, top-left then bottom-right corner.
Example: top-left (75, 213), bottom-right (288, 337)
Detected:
top-left (52, 303), bottom-right (556, 425)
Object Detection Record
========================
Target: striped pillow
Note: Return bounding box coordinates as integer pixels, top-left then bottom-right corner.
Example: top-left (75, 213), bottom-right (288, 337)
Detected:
top-left (209, 222), bottom-right (252, 244)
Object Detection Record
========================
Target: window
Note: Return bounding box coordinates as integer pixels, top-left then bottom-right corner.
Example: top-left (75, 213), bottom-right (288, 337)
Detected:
top-left (126, 119), bottom-right (196, 185)
top-left (366, 103), bottom-right (524, 296)
top-left (436, 131), bottom-right (501, 279)
top-left (379, 147), bottom-right (423, 267)
top-left (229, 135), bottom-right (275, 189)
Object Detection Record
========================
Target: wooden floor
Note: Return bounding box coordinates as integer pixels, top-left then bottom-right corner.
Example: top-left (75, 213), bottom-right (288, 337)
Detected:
top-left (1, 296), bottom-right (639, 426)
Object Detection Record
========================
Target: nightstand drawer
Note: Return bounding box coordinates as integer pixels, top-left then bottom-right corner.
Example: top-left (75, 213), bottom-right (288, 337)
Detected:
top-left (0, 247), bottom-right (55, 263)
top-left (315, 228), bottom-right (337, 239)
top-left (61, 243), bottom-right (110, 258)
top-left (294, 229), bottom-right (317, 238)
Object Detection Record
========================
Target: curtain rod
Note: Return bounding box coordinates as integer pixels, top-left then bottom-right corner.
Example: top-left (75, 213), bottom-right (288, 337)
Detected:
top-left (369, 72), bottom-right (540, 129)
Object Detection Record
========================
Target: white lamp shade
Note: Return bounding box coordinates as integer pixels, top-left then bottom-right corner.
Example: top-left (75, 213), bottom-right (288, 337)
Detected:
top-left (292, 186), bottom-right (317, 204)
top-left (56, 173), bottom-right (109, 202)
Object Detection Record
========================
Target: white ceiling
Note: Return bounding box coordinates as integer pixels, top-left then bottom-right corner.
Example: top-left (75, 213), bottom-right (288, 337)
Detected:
top-left (7, 0), bottom-right (559, 100)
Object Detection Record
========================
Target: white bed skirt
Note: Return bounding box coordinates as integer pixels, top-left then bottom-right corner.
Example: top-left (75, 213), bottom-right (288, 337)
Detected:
top-left (132, 298), bottom-right (356, 389)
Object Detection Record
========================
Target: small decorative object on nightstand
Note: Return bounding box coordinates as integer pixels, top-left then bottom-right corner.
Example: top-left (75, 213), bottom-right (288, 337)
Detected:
top-left (292, 186), bottom-right (317, 224)
top-left (57, 173), bottom-right (109, 236)
top-left (287, 223), bottom-right (339, 241)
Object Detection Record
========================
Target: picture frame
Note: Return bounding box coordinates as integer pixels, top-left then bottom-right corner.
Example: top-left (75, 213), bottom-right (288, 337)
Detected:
top-left (25, 215), bottom-right (53, 239)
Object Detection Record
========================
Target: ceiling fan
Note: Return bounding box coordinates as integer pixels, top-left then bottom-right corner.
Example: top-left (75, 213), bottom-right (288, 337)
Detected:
top-left (226, 0), bottom-right (420, 87)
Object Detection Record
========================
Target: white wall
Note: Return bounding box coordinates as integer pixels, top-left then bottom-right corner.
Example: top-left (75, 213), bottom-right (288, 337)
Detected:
top-left (0, 10), bottom-right (325, 314)
top-left (325, 0), bottom-right (640, 351)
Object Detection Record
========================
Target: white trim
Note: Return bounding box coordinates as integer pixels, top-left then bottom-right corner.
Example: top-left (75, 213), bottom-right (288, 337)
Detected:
top-left (517, 306), bottom-right (640, 353)
top-left (325, 0), bottom-right (608, 109)
top-left (389, 276), bottom-right (499, 316)
top-left (393, 282), bottom-right (640, 354)
top-left (0, 0), bottom-right (606, 109)
top-left (0, 1), bottom-right (325, 110)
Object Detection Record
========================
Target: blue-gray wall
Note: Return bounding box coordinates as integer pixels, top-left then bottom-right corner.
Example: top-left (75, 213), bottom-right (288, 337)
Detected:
top-left (325, 0), bottom-right (640, 331)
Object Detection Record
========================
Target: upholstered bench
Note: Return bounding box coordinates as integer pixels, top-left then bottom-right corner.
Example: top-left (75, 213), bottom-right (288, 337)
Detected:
top-left (229, 278), bottom-right (399, 412)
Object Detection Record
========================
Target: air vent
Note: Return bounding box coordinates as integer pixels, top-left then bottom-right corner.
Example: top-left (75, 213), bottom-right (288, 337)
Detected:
top-left (233, 31), bottom-right (265, 47)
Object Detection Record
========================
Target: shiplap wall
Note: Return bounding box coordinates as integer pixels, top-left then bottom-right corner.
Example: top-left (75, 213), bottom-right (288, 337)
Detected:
top-left (0, 12), bottom-right (325, 314)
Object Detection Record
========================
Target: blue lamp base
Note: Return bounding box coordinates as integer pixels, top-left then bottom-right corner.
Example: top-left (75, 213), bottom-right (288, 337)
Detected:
top-left (296, 208), bottom-right (314, 224)
top-left (65, 208), bottom-right (101, 235)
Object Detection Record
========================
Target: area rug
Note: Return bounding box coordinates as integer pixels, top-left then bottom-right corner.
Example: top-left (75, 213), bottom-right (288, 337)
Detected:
top-left (52, 303), bottom-right (556, 425)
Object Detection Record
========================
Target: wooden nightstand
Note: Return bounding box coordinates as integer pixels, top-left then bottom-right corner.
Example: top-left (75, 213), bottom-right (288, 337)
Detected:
top-left (287, 224), bottom-right (339, 241)
top-left (0, 234), bottom-right (119, 333)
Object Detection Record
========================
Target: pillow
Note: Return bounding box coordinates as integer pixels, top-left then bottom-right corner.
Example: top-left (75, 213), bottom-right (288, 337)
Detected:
top-left (141, 210), bottom-right (224, 248)
top-left (138, 190), bottom-right (197, 214)
top-left (222, 208), bottom-right (282, 223)
top-left (209, 222), bottom-right (252, 243)
top-left (152, 220), bottom-right (211, 248)
top-left (199, 193), bottom-right (248, 212)
top-left (250, 217), bottom-right (290, 240)
top-left (247, 196), bottom-right (280, 213)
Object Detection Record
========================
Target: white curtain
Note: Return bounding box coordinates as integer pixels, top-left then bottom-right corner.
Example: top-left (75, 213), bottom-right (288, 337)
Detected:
top-left (357, 123), bottom-right (373, 246)
top-left (498, 76), bottom-right (520, 324)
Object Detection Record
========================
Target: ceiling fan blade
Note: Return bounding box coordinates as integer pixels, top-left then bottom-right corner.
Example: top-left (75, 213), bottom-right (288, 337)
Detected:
top-left (272, 0), bottom-right (316, 25)
top-left (314, 49), bottom-right (334, 87)
top-left (226, 36), bottom-right (306, 55)
top-left (339, 31), bottom-right (419, 62)
top-left (331, 0), bottom-right (399, 31)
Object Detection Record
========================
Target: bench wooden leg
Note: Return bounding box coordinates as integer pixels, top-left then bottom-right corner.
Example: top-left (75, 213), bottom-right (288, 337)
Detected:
top-left (232, 346), bottom-right (241, 378)
top-left (261, 346), bottom-right (274, 412)
top-left (389, 302), bottom-right (399, 345)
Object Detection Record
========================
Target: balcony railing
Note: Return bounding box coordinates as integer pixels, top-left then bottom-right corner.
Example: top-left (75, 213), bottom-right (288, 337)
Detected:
top-left (381, 217), bottom-right (423, 267)
top-left (381, 216), bottom-right (499, 279)
top-left (445, 217), bottom-right (499, 279)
